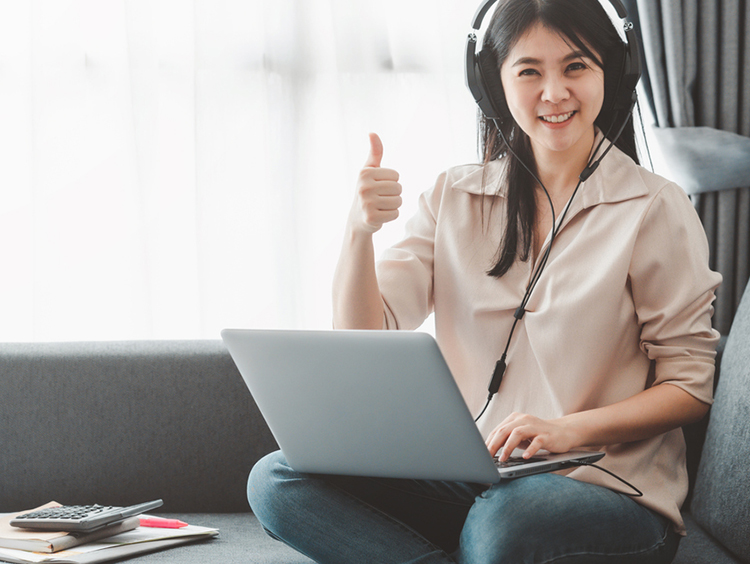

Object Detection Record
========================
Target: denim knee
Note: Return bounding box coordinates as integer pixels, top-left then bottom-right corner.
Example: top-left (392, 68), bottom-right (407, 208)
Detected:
top-left (247, 450), bottom-right (289, 528)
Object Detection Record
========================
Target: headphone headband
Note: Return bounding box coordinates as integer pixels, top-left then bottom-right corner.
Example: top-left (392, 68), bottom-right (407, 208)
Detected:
top-left (471, 0), bottom-right (631, 34)
top-left (465, 0), bottom-right (642, 121)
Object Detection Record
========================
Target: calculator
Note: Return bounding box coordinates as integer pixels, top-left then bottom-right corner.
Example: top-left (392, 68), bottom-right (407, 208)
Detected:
top-left (10, 500), bottom-right (164, 532)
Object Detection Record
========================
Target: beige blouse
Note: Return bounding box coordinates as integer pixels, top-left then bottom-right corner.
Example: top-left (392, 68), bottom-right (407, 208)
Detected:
top-left (375, 135), bottom-right (722, 535)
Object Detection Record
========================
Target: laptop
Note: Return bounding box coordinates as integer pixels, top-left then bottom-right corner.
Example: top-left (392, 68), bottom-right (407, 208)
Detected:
top-left (221, 328), bottom-right (604, 483)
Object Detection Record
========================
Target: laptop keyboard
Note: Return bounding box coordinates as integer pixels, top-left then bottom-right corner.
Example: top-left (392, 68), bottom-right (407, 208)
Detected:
top-left (494, 456), bottom-right (546, 468)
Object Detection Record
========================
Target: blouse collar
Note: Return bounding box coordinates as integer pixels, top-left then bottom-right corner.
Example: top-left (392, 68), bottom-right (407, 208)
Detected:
top-left (451, 128), bottom-right (650, 208)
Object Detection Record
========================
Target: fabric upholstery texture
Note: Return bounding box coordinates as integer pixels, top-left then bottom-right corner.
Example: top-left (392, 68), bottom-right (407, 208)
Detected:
top-left (690, 283), bottom-right (750, 561)
top-left (673, 516), bottom-right (742, 564)
top-left (110, 514), bottom-right (315, 564)
top-left (0, 340), bottom-right (278, 513)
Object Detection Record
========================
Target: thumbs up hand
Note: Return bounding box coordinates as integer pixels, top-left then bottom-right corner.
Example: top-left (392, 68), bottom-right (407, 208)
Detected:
top-left (349, 133), bottom-right (403, 235)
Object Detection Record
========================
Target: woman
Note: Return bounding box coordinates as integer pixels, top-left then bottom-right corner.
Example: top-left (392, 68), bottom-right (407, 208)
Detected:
top-left (248, 0), bottom-right (721, 562)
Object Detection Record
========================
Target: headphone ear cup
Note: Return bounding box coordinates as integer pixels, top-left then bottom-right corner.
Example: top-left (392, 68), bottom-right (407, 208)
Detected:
top-left (477, 49), bottom-right (512, 121)
top-left (602, 42), bottom-right (632, 112)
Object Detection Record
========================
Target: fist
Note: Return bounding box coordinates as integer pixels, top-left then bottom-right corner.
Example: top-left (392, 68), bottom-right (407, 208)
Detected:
top-left (350, 133), bottom-right (403, 234)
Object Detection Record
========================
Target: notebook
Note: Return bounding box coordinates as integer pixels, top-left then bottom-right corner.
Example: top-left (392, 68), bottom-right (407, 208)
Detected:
top-left (221, 329), bottom-right (604, 483)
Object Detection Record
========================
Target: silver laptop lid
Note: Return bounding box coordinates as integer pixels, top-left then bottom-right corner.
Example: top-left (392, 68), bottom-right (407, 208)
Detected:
top-left (222, 329), bottom-right (502, 484)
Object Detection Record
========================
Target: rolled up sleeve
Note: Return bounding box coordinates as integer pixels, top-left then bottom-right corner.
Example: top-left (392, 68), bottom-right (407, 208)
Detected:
top-left (629, 183), bottom-right (722, 404)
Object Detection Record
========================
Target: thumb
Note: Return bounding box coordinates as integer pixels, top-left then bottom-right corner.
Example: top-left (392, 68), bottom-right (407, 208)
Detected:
top-left (363, 132), bottom-right (383, 168)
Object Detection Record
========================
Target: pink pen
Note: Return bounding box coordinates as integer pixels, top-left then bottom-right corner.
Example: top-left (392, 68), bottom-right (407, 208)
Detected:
top-left (140, 517), bottom-right (188, 528)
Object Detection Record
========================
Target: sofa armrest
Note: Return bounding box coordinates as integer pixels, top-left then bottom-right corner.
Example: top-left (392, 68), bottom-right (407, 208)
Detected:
top-left (682, 334), bottom-right (727, 510)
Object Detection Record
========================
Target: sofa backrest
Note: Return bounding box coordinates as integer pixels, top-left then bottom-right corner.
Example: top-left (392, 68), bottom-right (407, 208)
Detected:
top-left (690, 282), bottom-right (750, 561)
top-left (0, 340), bottom-right (278, 513)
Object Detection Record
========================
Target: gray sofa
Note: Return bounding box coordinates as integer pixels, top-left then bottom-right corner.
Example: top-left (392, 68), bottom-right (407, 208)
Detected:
top-left (0, 340), bottom-right (311, 563)
top-left (2, 283), bottom-right (750, 563)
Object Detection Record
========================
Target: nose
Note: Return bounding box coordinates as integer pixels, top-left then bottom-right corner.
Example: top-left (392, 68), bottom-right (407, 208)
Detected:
top-left (541, 74), bottom-right (570, 105)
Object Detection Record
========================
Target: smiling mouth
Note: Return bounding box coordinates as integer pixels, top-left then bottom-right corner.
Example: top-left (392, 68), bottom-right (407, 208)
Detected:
top-left (540, 111), bottom-right (576, 124)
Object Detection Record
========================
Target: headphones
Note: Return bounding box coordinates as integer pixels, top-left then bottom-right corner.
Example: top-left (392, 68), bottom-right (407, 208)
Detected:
top-left (465, 0), bottom-right (642, 123)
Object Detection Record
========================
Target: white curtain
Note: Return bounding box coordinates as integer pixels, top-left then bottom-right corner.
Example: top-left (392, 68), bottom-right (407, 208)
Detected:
top-left (0, 0), bottom-right (478, 341)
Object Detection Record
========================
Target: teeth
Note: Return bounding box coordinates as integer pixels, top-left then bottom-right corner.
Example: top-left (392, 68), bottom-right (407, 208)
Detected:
top-left (541, 111), bottom-right (574, 123)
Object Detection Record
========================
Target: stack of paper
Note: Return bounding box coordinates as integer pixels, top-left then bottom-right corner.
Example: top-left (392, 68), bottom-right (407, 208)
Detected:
top-left (0, 506), bottom-right (218, 564)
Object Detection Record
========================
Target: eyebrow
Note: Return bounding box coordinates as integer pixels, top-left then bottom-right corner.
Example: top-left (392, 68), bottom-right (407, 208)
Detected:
top-left (511, 50), bottom-right (589, 67)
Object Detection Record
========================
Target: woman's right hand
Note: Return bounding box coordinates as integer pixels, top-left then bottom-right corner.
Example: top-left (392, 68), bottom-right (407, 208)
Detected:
top-left (348, 133), bottom-right (403, 235)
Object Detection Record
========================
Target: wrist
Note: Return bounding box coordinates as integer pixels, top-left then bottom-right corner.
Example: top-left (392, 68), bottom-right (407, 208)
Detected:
top-left (345, 212), bottom-right (381, 242)
top-left (554, 412), bottom-right (591, 450)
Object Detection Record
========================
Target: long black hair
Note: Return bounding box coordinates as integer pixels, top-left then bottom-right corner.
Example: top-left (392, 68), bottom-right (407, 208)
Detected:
top-left (480, 0), bottom-right (639, 278)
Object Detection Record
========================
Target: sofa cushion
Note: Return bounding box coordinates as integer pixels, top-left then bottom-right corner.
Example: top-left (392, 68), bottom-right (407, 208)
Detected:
top-left (689, 283), bottom-right (750, 561)
top-left (41, 513), bottom-right (315, 564)
top-left (0, 340), bottom-right (278, 513)
top-left (673, 514), bottom-right (742, 564)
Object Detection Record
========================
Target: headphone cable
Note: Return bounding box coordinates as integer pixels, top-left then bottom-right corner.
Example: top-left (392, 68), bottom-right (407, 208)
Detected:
top-left (475, 113), bottom-right (627, 423)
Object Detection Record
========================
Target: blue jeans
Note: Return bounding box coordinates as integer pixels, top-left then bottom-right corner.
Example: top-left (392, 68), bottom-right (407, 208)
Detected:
top-left (248, 451), bottom-right (680, 564)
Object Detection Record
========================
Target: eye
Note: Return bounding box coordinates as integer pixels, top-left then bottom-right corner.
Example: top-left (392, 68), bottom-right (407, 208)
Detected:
top-left (566, 62), bottom-right (588, 72)
top-left (519, 68), bottom-right (539, 77)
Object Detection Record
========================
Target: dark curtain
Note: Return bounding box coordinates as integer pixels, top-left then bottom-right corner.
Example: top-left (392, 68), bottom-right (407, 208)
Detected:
top-left (624, 0), bottom-right (750, 335)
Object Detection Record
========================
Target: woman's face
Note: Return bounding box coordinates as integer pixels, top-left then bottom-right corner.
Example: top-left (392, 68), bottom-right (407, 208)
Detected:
top-left (500, 23), bottom-right (604, 160)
